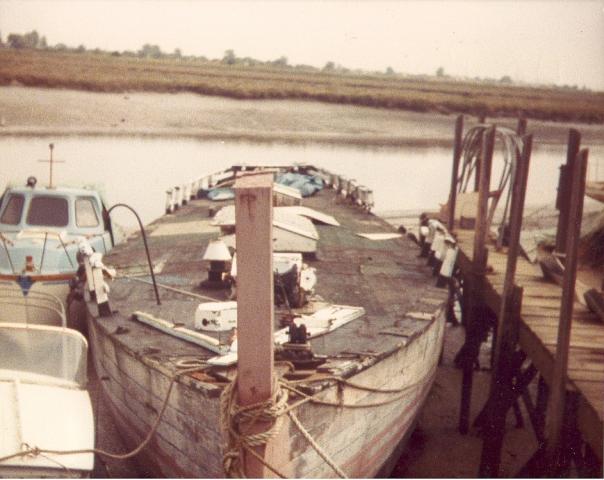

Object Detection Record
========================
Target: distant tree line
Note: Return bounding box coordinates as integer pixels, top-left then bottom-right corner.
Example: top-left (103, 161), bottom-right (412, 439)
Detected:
top-left (0, 30), bottom-right (591, 91)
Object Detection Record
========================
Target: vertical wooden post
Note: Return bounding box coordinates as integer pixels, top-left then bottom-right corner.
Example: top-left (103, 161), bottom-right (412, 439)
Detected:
top-left (516, 116), bottom-right (527, 136)
top-left (496, 134), bottom-right (532, 326)
top-left (459, 125), bottom-right (496, 434)
top-left (555, 129), bottom-right (581, 256)
top-left (447, 115), bottom-right (464, 231)
top-left (545, 149), bottom-right (589, 470)
top-left (479, 134), bottom-right (532, 477)
top-left (474, 115), bottom-right (487, 192)
top-left (234, 172), bottom-right (275, 478)
top-left (479, 286), bottom-right (524, 477)
top-left (472, 126), bottom-right (496, 271)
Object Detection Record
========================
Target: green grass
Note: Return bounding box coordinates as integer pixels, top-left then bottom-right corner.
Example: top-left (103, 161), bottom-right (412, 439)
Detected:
top-left (1, 48), bottom-right (603, 123)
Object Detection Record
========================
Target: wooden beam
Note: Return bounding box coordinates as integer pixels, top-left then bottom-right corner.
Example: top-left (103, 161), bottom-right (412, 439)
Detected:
top-left (458, 125), bottom-right (495, 434)
top-left (472, 125), bottom-right (495, 272)
top-left (497, 134), bottom-right (532, 332)
top-left (545, 148), bottom-right (589, 469)
top-left (234, 172), bottom-right (275, 477)
top-left (447, 115), bottom-right (464, 231)
top-left (474, 115), bottom-right (488, 191)
top-left (516, 116), bottom-right (527, 136)
top-left (555, 129), bottom-right (581, 256)
top-left (479, 135), bottom-right (532, 477)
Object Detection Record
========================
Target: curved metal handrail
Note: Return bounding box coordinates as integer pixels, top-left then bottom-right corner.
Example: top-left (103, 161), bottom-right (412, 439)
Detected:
top-left (107, 203), bottom-right (161, 305)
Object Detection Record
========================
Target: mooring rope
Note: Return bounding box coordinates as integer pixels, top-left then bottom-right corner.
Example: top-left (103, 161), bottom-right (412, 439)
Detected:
top-left (221, 370), bottom-right (435, 478)
top-left (221, 375), bottom-right (291, 478)
top-left (287, 410), bottom-right (348, 478)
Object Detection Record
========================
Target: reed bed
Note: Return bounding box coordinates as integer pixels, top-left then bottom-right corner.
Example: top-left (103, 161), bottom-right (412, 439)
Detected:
top-left (1, 49), bottom-right (603, 123)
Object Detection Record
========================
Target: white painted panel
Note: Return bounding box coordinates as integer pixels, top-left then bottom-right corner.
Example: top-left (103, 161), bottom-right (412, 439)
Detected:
top-left (277, 206), bottom-right (340, 226)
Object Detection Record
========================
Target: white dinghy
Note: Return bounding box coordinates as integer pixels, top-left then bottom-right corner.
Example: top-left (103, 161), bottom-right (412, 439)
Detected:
top-left (0, 306), bottom-right (94, 477)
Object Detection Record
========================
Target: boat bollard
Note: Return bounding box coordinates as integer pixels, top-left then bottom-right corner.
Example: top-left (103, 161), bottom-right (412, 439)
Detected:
top-left (437, 238), bottom-right (459, 288)
top-left (174, 186), bottom-right (182, 209)
top-left (182, 183), bottom-right (191, 205)
top-left (424, 219), bottom-right (438, 263)
top-left (165, 188), bottom-right (174, 214)
top-left (78, 240), bottom-right (97, 302)
top-left (89, 252), bottom-right (114, 317)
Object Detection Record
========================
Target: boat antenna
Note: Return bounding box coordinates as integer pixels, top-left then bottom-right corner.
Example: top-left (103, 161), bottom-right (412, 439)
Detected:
top-left (37, 143), bottom-right (65, 188)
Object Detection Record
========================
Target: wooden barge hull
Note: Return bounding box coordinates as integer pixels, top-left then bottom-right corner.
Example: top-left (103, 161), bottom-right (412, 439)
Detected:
top-left (82, 166), bottom-right (448, 477)
top-left (87, 304), bottom-right (444, 477)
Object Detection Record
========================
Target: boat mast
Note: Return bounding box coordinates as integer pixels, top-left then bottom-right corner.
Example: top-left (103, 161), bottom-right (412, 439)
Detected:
top-left (37, 143), bottom-right (65, 188)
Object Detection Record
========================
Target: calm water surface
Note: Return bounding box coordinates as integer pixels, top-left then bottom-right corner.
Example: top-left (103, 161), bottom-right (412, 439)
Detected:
top-left (1, 137), bottom-right (601, 228)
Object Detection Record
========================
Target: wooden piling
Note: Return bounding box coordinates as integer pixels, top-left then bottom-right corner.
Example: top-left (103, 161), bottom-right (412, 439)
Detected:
top-left (472, 126), bottom-right (496, 271)
top-left (545, 148), bottom-right (589, 470)
top-left (459, 125), bottom-right (495, 434)
top-left (234, 172), bottom-right (275, 477)
top-left (478, 134), bottom-right (532, 477)
top-left (479, 285), bottom-right (524, 477)
top-left (516, 116), bottom-right (527, 136)
top-left (447, 115), bottom-right (464, 231)
top-left (555, 129), bottom-right (581, 257)
top-left (473, 115), bottom-right (487, 192)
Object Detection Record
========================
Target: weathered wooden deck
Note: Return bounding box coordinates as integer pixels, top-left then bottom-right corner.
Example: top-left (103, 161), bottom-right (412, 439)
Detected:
top-left (454, 228), bottom-right (603, 463)
top-left (83, 173), bottom-right (449, 477)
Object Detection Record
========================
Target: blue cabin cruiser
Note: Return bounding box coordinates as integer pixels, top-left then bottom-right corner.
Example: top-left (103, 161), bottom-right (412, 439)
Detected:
top-left (0, 178), bottom-right (113, 326)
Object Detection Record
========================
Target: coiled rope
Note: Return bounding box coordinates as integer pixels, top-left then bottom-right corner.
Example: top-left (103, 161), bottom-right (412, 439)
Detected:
top-left (221, 369), bottom-right (435, 478)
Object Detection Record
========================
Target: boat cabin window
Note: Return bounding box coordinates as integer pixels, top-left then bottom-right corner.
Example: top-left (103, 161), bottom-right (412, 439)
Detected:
top-left (26, 196), bottom-right (69, 227)
top-left (76, 197), bottom-right (100, 227)
top-left (0, 194), bottom-right (24, 225)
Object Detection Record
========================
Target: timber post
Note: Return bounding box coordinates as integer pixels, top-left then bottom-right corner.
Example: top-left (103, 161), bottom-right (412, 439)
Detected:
top-left (478, 134), bottom-right (532, 477)
top-left (544, 148), bottom-right (589, 472)
top-left (234, 172), bottom-right (275, 477)
top-left (447, 114), bottom-right (464, 231)
top-left (555, 129), bottom-right (581, 258)
top-left (458, 125), bottom-right (495, 434)
top-left (473, 114), bottom-right (487, 192)
top-left (516, 116), bottom-right (527, 136)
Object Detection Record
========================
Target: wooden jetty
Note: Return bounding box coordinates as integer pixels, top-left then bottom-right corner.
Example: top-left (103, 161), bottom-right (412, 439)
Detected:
top-left (76, 165), bottom-right (449, 477)
top-left (441, 116), bottom-right (603, 477)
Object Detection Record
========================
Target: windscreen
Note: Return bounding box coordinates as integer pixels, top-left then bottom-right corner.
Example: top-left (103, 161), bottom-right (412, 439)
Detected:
top-left (26, 196), bottom-right (69, 227)
top-left (0, 325), bottom-right (87, 385)
top-left (0, 194), bottom-right (24, 225)
top-left (75, 197), bottom-right (100, 227)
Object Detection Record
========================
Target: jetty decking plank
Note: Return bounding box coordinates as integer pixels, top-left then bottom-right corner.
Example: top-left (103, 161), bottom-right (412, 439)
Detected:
top-left (454, 228), bottom-right (603, 460)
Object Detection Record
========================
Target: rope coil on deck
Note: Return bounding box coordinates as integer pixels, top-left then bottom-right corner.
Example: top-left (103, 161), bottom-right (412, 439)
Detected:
top-left (221, 369), bottom-right (436, 478)
top-left (221, 375), bottom-right (290, 478)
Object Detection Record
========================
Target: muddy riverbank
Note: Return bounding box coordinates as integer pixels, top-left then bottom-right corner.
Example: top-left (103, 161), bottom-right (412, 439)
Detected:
top-left (1, 86), bottom-right (604, 147)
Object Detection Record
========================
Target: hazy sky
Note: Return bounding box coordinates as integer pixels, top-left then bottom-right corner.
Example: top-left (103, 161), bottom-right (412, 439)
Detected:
top-left (1, 0), bottom-right (603, 90)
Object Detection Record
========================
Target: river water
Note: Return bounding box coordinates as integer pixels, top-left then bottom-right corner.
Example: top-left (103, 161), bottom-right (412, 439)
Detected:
top-left (1, 137), bottom-right (602, 229)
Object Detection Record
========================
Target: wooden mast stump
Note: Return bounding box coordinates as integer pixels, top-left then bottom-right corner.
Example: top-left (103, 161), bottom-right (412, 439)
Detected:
top-left (234, 172), bottom-right (275, 477)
